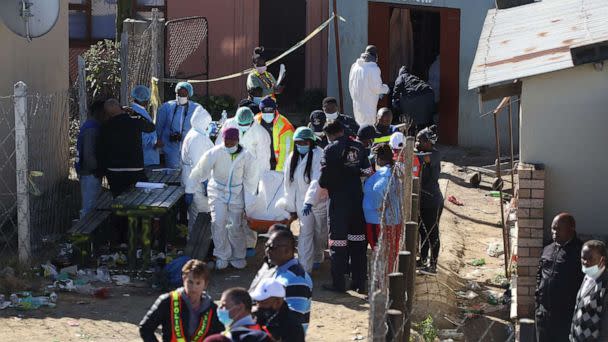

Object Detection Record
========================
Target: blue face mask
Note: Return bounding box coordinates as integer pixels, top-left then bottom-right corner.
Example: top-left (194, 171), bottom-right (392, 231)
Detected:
top-left (252, 97), bottom-right (262, 105)
top-left (217, 308), bottom-right (233, 327)
top-left (296, 145), bottom-right (310, 155)
top-left (262, 113), bottom-right (275, 124)
top-left (225, 145), bottom-right (238, 154)
top-left (582, 264), bottom-right (605, 278)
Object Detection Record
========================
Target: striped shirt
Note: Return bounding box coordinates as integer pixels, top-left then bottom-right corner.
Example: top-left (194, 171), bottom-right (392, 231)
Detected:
top-left (273, 258), bottom-right (313, 332)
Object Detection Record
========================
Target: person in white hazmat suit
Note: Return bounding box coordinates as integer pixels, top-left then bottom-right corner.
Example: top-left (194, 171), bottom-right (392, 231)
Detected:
top-left (349, 45), bottom-right (390, 127)
top-left (215, 107), bottom-right (271, 256)
top-left (181, 106), bottom-right (214, 237)
top-left (278, 127), bottom-right (329, 273)
top-left (189, 127), bottom-right (257, 270)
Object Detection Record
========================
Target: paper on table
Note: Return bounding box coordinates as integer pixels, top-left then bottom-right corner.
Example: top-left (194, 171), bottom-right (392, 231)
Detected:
top-left (135, 182), bottom-right (167, 189)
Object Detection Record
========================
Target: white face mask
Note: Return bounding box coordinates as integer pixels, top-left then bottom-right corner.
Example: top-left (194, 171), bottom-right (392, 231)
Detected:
top-left (256, 66), bottom-right (267, 74)
top-left (325, 112), bottom-right (339, 121)
top-left (582, 264), bottom-right (605, 279)
top-left (314, 132), bottom-right (324, 137)
top-left (176, 96), bottom-right (188, 105)
top-left (262, 112), bottom-right (275, 123)
top-left (225, 145), bottom-right (238, 154)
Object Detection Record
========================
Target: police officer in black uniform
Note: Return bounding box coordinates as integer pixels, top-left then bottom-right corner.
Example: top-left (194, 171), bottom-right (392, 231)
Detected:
top-left (319, 120), bottom-right (372, 293)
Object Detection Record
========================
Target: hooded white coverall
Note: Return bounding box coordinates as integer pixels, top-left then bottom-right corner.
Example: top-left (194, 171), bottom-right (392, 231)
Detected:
top-left (349, 58), bottom-right (390, 126)
top-left (281, 146), bottom-right (329, 273)
top-left (216, 117), bottom-right (271, 249)
top-left (189, 145), bottom-right (257, 262)
top-left (181, 107), bottom-right (214, 236)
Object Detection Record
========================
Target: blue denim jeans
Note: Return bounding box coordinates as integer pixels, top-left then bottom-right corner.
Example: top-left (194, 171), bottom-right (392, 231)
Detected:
top-left (80, 174), bottom-right (101, 218)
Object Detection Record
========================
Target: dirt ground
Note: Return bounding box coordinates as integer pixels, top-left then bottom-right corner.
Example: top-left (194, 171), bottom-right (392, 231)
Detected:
top-left (0, 146), bottom-right (513, 341)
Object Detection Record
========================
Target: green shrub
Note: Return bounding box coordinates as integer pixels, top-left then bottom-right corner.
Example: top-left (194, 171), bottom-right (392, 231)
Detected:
top-left (412, 315), bottom-right (438, 342)
top-left (192, 94), bottom-right (237, 120)
top-left (83, 40), bottom-right (121, 103)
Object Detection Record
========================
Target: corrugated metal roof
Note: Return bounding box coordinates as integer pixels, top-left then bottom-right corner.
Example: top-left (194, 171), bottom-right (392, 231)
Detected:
top-left (468, 0), bottom-right (608, 89)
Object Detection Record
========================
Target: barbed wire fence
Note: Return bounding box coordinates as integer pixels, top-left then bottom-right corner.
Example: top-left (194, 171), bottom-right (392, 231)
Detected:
top-left (368, 136), bottom-right (416, 341)
top-left (0, 83), bottom-right (79, 262)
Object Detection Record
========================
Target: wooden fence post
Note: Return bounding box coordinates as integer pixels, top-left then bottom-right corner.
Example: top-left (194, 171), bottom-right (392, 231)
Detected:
top-left (77, 56), bottom-right (88, 123)
top-left (386, 309), bottom-right (404, 341)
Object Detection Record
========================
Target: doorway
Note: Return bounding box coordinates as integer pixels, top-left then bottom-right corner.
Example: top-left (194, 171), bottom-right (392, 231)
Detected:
top-left (368, 2), bottom-right (460, 145)
top-left (259, 0), bottom-right (307, 112)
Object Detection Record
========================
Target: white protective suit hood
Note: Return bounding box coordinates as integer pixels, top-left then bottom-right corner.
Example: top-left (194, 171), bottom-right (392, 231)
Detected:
top-left (190, 106), bottom-right (212, 134)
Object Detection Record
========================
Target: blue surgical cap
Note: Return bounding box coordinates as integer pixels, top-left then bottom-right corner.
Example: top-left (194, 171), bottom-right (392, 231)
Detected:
top-left (131, 85), bottom-right (151, 102)
top-left (175, 82), bottom-right (194, 97)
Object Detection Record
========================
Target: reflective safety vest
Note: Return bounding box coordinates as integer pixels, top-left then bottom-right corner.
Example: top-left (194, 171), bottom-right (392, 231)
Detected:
top-left (170, 291), bottom-right (214, 342)
top-left (394, 151), bottom-right (421, 177)
top-left (373, 134), bottom-right (391, 144)
top-left (255, 112), bottom-right (294, 172)
top-left (412, 154), bottom-right (421, 177)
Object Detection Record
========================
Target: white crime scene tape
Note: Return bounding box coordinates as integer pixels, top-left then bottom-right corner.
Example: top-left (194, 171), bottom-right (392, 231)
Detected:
top-left (154, 13), bottom-right (345, 84)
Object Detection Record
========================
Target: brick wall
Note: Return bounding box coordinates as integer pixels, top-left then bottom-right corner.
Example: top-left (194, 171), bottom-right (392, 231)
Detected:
top-left (515, 162), bottom-right (545, 318)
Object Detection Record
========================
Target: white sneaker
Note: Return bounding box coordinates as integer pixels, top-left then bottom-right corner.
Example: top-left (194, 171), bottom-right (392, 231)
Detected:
top-left (215, 259), bottom-right (229, 270)
top-left (230, 259), bottom-right (247, 269)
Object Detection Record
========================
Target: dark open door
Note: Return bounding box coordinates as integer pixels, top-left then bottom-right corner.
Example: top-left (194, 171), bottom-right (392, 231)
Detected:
top-left (368, 2), bottom-right (391, 108)
top-left (368, 2), bottom-right (460, 145)
top-left (260, 0), bottom-right (306, 110)
top-left (439, 8), bottom-right (460, 145)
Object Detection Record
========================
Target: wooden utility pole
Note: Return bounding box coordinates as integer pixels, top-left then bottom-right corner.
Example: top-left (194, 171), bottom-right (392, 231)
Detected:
top-left (332, 0), bottom-right (345, 108)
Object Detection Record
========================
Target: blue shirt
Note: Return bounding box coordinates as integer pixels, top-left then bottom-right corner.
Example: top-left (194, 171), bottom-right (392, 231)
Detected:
top-left (156, 100), bottom-right (201, 168)
top-left (273, 258), bottom-right (312, 333)
top-left (363, 166), bottom-right (401, 225)
top-left (131, 103), bottom-right (159, 166)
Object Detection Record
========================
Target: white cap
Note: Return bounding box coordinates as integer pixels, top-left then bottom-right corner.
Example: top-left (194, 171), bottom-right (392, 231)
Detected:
top-left (389, 132), bottom-right (406, 150)
top-left (250, 278), bottom-right (286, 301)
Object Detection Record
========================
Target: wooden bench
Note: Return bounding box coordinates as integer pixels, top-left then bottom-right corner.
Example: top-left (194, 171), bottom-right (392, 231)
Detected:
top-left (68, 191), bottom-right (113, 264)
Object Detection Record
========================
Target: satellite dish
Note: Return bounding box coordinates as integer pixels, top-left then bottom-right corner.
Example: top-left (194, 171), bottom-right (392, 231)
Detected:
top-left (0, 0), bottom-right (60, 41)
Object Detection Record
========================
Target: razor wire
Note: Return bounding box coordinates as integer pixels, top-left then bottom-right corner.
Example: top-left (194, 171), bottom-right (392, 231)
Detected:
top-left (127, 23), bottom-right (153, 93)
top-left (0, 89), bottom-right (78, 259)
top-left (165, 16), bottom-right (208, 78)
top-left (368, 146), bottom-right (412, 341)
top-left (0, 96), bottom-right (18, 257)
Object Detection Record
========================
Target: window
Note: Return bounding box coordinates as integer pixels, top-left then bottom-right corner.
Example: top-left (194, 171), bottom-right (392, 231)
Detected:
top-left (69, 0), bottom-right (166, 46)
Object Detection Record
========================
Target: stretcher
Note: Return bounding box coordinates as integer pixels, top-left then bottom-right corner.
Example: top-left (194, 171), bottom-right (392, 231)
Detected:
top-left (246, 217), bottom-right (295, 234)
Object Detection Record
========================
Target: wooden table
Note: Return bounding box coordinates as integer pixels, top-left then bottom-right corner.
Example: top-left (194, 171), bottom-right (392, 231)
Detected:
top-left (145, 169), bottom-right (182, 185)
top-left (112, 185), bottom-right (185, 269)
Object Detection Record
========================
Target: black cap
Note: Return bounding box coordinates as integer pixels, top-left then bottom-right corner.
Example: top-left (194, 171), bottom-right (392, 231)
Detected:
top-left (309, 110), bottom-right (326, 132)
top-left (357, 125), bottom-right (377, 140)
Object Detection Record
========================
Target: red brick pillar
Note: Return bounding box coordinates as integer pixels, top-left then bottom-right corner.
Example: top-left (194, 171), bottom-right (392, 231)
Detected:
top-left (515, 162), bottom-right (545, 318)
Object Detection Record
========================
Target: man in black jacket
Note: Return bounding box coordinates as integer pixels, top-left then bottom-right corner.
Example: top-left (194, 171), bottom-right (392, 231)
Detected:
top-left (251, 278), bottom-right (305, 342)
top-left (319, 121), bottom-right (373, 293)
top-left (391, 66), bottom-right (435, 135)
top-left (139, 259), bottom-right (224, 341)
top-left (97, 98), bottom-right (156, 196)
top-left (535, 213), bottom-right (584, 342)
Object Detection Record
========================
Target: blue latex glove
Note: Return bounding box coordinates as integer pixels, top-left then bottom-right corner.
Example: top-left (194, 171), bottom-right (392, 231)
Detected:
top-left (302, 203), bottom-right (313, 216)
top-left (184, 193), bottom-right (194, 207)
top-left (202, 180), bottom-right (209, 197)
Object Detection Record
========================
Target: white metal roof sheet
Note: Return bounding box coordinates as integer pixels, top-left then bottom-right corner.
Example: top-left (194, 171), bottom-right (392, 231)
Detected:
top-left (469, 0), bottom-right (608, 89)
